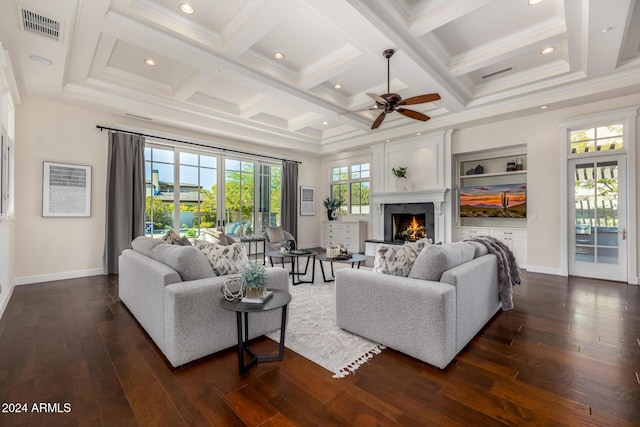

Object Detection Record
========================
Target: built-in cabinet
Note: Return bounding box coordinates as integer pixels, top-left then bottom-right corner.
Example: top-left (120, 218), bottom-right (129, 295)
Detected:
top-left (321, 220), bottom-right (367, 254)
top-left (458, 226), bottom-right (527, 267)
top-left (455, 146), bottom-right (528, 267)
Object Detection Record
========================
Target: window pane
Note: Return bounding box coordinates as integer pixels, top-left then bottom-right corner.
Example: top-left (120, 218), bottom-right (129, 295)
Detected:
top-left (570, 128), bottom-right (595, 143)
top-left (226, 159), bottom-right (240, 171)
top-left (145, 161), bottom-right (174, 236)
top-left (152, 147), bottom-right (173, 163)
top-left (200, 155), bottom-right (216, 168)
top-left (180, 152), bottom-right (198, 166)
top-left (597, 124), bottom-right (623, 138)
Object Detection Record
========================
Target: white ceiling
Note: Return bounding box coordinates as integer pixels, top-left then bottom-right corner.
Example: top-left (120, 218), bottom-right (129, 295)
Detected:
top-left (1, 0), bottom-right (639, 155)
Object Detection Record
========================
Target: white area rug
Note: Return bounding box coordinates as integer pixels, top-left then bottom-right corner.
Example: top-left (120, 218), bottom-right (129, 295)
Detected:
top-left (267, 262), bottom-right (385, 378)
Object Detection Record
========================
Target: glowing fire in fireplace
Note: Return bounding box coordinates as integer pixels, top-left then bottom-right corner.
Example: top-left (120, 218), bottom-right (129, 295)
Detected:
top-left (400, 216), bottom-right (427, 241)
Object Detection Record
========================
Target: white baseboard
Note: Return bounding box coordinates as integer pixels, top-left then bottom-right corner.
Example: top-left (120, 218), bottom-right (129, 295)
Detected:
top-left (15, 268), bottom-right (105, 286)
top-left (524, 265), bottom-right (564, 276)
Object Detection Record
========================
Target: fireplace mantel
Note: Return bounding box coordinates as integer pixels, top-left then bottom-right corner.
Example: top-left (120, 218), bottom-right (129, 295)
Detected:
top-left (371, 189), bottom-right (448, 215)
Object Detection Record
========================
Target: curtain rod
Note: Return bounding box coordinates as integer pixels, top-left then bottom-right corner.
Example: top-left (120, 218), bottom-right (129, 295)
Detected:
top-left (96, 125), bottom-right (301, 164)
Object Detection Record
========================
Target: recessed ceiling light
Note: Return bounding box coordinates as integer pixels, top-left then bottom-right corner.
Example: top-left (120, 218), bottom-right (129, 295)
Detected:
top-left (540, 47), bottom-right (555, 55)
top-left (386, 139), bottom-right (390, 142)
top-left (144, 58), bottom-right (157, 66)
top-left (416, 133), bottom-right (421, 136)
top-left (541, 105), bottom-right (549, 110)
top-left (179, 3), bottom-right (194, 14)
top-left (528, 0), bottom-right (542, 5)
top-left (322, 121), bottom-right (329, 125)
top-left (29, 55), bottom-right (52, 65)
top-left (333, 84), bottom-right (342, 90)
top-left (273, 52), bottom-right (285, 60)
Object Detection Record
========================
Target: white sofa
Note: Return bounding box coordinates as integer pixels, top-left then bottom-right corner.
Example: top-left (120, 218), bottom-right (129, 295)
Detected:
top-left (335, 241), bottom-right (501, 369)
top-left (119, 236), bottom-right (289, 367)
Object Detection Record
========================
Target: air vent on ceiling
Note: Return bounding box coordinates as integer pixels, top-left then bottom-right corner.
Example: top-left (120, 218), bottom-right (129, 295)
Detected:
top-left (19, 7), bottom-right (61, 42)
top-left (481, 67), bottom-right (514, 80)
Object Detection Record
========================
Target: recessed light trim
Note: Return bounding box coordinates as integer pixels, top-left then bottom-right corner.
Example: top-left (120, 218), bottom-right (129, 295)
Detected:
top-left (144, 58), bottom-right (157, 66)
top-left (273, 52), bottom-right (285, 60)
top-left (540, 47), bottom-right (555, 55)
top-left (322, 121), bottom-right (329, 125)
top-left (179, 3), bottom-right (194, 14)
top-left (541, 105), bottom-right (549, 110)
top-left (528, 0), bottom-right (542, 5)
top-left (333, 84), bottom-right (342, 90)
top-left (29, 55), bottom-right (52, 65)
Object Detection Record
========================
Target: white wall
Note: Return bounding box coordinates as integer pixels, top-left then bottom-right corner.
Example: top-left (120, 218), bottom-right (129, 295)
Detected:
top-left (453, 94), bottom-right (640, 276)
top-left (0, 219), bottom-right (14, 314)
top-left (14, 97), bottom-right (322, 284)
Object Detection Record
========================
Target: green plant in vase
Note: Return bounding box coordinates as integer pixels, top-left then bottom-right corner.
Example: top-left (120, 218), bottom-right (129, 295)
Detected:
top-left (323, 196), bottom-right (344, 220)
top-left (241, 262), bottom-right (268, 299)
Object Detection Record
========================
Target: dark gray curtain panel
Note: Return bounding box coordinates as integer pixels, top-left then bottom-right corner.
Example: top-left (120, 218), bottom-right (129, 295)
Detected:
top-left (104, 131), bottom-right (145, 274)
top-left (281, 161), bottom-right (298, 241)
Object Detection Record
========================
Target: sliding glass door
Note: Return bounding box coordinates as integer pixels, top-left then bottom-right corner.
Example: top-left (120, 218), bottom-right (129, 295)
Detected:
top-left (145, 143), bottom-right (282, 238)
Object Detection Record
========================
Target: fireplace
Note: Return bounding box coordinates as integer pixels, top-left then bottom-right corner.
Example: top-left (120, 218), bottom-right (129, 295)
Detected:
top-left (384, 203), bottom-right (435, 243)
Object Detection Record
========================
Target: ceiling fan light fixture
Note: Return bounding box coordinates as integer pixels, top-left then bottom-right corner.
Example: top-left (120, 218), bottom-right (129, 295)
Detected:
top-left (273, 52), bottom-right (285, 60)
top-left (179, 3), bottom-right (194, 14)
top-left (144, 58), bottom-right (157, 66)
top-left (540, 47), bottom-right (555, 55)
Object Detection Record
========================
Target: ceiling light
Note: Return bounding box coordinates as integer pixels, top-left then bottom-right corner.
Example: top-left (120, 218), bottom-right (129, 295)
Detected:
top-left (541, 105), bottom-right (548, 110)
top-left (528, 0), bottom-right (542, 5)
top-left (29, 55), bottom-right (52, 65)
top-left (144, 58), bottom-right (157, 66)
top-left (416, 133), bottom-right (421, 136)
top-left (322, 121), bottom-right (329, 125)
top-left (386, 139), bottom-right (390, 142)
top-left (179, 3), bottom-right (194, 14)
top-left (273, 52), bottom-right (285, 60)
top-left (540, 47), bottom-right (555, 55)
top-left (333, 84), bottom-right (342, 90)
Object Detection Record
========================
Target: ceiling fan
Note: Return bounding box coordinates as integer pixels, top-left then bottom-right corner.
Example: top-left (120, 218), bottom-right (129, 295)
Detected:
top-left (353, 49), bottom-right (441, 129)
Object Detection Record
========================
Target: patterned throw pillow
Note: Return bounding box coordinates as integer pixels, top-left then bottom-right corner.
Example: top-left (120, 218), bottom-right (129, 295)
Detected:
top-left (203, 228), bottom-right (228, 246)
top-left (373, 241), bottom-right (425, 277)
top-left (266, 226), bottom-right (286, 243)
top-left (161, 229), bottom-right (191, 246)
top-left (194, 239), bottom-right (249, 276)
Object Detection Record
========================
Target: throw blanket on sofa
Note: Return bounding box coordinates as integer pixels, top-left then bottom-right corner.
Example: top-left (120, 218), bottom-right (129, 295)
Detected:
top-left (465, 236), bottom-right (521, 311)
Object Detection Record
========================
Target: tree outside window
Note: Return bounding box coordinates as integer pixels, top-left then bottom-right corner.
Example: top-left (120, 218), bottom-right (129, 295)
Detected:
top-left (330, 162), bottom-right (370, 215)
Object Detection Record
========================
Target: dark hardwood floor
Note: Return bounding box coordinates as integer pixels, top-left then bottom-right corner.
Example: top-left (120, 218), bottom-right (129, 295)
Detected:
top-left (0, 270), bottom-right (638, 426)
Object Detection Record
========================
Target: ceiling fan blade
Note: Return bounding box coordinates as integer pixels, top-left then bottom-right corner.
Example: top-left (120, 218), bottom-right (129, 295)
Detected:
top-left (371, 112), bottom-right (386, 129)
top-left (397, 108), bottom-right (430, 122)
top-left (398, 93), bottom-right (441, 106)
top-left (367, 93), bottom-right (387, 105)
top-left (337, 105), bottom-right (379, 116)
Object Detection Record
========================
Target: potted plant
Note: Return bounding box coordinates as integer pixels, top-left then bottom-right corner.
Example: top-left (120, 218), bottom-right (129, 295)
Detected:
top-left (323, 196), bottom-right (344, 221)
top-left (392, 166), bottom-right (410, 191)
top-left (241, 262), bottom-right (268, 299)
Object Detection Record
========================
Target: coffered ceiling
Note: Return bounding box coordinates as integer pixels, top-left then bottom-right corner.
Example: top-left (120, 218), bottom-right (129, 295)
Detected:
top-left (1, 0), bottom-right (639, 155)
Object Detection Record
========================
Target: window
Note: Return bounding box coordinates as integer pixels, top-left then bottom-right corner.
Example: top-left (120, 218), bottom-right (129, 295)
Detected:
top-left (145, 145), bottom-right (176, 236)
top-left (570, 124), bottom-right (624, 154)
top-left (330, 161), bottom-right (370, 215)
top-left (144, 142), bottom-right (282, 238)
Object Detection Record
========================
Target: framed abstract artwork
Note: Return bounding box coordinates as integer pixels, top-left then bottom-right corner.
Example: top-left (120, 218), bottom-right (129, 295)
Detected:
top-left (42, 161), bottom-right (92, 217)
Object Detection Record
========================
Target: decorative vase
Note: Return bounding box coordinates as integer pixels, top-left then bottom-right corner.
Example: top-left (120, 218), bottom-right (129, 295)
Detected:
top-left (395, 178), bottom-right (406, 191)
top-left (245, 287), bottom-right (264, 299)
top-left (327, 209), bottom-right (334, 220)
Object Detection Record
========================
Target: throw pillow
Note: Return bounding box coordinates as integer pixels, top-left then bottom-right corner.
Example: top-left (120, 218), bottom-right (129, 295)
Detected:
top-left (408, 242), bottom-right (475, 281)
top-left (373, 241), bottom-right (423, 277)
top-left (194, 239), bottom-right (249, 276)
top-left (149, 244), bottom-right (215, 281)
top-left (465, 240), bottom-right (489, 258)
top-left (161, 230), bottom-right (192, 246)
top-left (131, 236), bottom-right (166, 257)
top-left (266, 226), bottom-right (286, 243)
top-left (203, 228), bottom-right (228, 246)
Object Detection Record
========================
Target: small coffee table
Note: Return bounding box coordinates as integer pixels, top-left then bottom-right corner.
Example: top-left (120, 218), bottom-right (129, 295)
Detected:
top-left (316, 253), bottom-right (367, 282)
top-left (266, 250), bottom-right (317, 285)
top-left (220, 289), bottom-right (292, 375)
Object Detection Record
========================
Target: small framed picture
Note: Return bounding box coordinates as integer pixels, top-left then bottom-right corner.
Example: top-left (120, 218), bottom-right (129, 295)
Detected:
top-left (43, 161), bottom-right (92, 217)
top-left (300, 186), bottom-right (315, 216)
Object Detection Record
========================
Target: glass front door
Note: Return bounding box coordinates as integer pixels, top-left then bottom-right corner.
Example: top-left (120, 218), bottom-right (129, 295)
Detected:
top-left (569, 155), bottom-right (627, 281)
